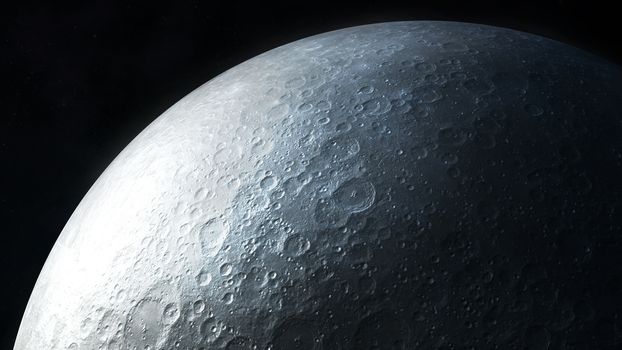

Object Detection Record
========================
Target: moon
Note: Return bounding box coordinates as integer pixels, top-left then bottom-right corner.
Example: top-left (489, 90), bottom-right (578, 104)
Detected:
top-left (14, 21), bottom-right (622, 350)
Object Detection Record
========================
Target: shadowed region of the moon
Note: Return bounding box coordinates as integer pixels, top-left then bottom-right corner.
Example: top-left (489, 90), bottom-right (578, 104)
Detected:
top-left (13, 21), bottom-right (622, 350)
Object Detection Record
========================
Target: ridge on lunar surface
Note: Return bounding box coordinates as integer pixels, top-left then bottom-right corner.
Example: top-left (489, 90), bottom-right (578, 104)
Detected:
top-left (14, 21), bottom-right (622, 350)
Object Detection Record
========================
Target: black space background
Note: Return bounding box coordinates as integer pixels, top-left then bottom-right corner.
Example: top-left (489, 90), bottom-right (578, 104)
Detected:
top-left (1, 0), bottom-right (621, 348)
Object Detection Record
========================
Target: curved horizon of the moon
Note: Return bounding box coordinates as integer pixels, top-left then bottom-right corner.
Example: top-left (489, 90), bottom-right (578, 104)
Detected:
top-left (14, 21), bottom-right (622, 350)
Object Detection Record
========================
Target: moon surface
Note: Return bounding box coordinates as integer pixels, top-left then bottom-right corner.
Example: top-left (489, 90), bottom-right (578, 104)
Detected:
top-left (14, 21), bottom-right (622, 350)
